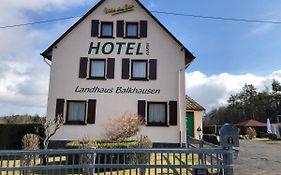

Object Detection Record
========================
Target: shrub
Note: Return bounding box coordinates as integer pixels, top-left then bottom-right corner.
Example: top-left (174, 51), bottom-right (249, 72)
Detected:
top-left (21, 133), bottom-right (40, 173)
top-left (245, 127), bottom-right (257, 139)
top-left (65, 137), bottom-right (152, 171)
top-left (22, 133), bottom-right (40, 150)
top-left (203, 134), bottom-right (219, 145)
top-left (66, 139), bottom-right (152, 149)
top-left (103, 113), bottom-right (144, 141)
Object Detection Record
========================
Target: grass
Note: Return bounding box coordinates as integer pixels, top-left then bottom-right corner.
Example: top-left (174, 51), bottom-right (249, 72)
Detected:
top-left (0, 153), bottom-right (201, 175)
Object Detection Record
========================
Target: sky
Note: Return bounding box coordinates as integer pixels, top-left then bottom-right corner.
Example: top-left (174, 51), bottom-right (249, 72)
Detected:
top-left (0, 0), bottom-right (281, 116)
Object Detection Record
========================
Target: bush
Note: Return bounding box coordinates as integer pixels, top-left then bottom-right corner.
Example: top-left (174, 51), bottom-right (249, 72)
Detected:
top-left (66, 138), bottom-right (152, 149)
top-left (22, 133), bottom-right (40, 150)
top-left (245, 127), bottom-right (257, 139)
top-left (203, 134), bottom-right (219, 145)
top-left (103, 113), bottom-right (144, 142)
top-left (65, 137), bottom-right (152, 168)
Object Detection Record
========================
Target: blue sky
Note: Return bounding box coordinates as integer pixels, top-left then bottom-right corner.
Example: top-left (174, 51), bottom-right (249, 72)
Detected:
top-left (30, 0), bottom-right (281, 76)
top-left (0, 0), bottom-right (281, 116)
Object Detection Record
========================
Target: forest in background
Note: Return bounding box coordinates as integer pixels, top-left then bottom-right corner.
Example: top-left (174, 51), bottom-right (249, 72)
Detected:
top-left (205, 80), bottom-right (281, 125)
top-left (0, 114), bottom-right (41, 124)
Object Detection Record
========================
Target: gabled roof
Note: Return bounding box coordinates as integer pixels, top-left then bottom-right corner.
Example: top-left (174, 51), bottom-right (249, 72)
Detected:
top-left (237, 119), bottom-right (266, 127)
top-left (40, 0), bottom-right (195, 67)
top-left (186, 95), bottom-right (205, 111)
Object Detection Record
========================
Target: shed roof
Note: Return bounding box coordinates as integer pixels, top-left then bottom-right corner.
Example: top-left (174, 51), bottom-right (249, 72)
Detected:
top-left (237, 119), bottom-right (266, 127)
top-left (186, 95), bottom-right (205, 111)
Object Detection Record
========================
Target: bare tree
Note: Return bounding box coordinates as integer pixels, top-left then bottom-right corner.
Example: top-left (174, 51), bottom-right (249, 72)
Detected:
top-left (38, 115), bottom-right (64, 149)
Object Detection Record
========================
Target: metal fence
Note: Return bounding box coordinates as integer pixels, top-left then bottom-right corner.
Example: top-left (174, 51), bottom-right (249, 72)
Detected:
top-left (0, 148), bottom-right (233, 175)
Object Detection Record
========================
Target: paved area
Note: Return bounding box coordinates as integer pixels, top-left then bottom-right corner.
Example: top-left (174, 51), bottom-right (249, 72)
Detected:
top-left (234, 139), bottom-right (281, 175)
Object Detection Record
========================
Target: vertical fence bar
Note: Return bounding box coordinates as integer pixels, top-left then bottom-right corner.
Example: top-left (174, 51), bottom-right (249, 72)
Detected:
top-left (148, 152), bottom-right (151, 175)
top-left (6, 156), bottom-right (9, 175)
top-left (116, 153), bottom-right (120, 175)
top-left (123, 153), bottom-right (126, 175)
top-left (179, 152), bottom-right (182, 175)
top-left (223, 150), bottom-right (234, 175)
top-left (185, 152), bottom-right (188, 175)
top-left (167, 153), bottom-right (170, 175)
top-left (110, 153), bottom-right (113, 175)
top-left (160, 152), bottom-right (163, 175)
top-left (154, 153), bottom-right (157, 175)
top-left (65, 152), bottom-right (68, 175)
top-left (98, 153), bottom-right (101, 175)
top-left (0, 155), bottom-right (2, 175)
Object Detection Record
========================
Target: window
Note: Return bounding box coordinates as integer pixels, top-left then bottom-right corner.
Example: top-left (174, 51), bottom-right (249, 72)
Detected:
top-left (66, 101), bottom-right (86, 124)
top-left (89, 59), bottom-right (106, 79)
top-left (126, 22), bottom-right (138, 38)
top-left (131, 60), bottom-right (147, 80)
top-left (148, 102), bottom-right (167, 126)
top-left (101, 22), bottom-right (113, 37)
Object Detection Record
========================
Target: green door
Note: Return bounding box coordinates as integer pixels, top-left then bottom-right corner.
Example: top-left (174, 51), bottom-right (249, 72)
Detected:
top-left (186, 112), bottom-right (195, 138)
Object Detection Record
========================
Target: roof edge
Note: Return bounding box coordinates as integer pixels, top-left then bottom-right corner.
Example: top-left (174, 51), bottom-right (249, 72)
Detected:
top-left (41, 0), bottom-right (196, 62)
top-left (41, 0), bottom-right (106, 60)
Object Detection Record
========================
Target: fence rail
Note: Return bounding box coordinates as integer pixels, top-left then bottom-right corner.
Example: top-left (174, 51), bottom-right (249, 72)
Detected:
top-left (0, 148), bottom-right (233, 175)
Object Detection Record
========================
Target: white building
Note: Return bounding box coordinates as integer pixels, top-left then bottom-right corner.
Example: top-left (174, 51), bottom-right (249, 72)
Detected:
top-left (41, 0), bottom-right (195, 147)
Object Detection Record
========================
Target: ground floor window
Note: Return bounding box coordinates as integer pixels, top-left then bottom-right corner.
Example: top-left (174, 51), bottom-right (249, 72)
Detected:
top-left (66, 101), bottom-right (86, 124)
top-left (147, 102), bottom-right (167, 126)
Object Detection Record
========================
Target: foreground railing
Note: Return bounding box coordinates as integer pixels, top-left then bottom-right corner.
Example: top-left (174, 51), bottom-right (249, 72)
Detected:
top-left (0, 148), bottom-right (233, 175)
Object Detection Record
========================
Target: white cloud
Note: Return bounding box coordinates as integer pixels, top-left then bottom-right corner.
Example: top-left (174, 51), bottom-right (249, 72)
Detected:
top-left (147, 0), bottom-right (156, 10)
top-left (247, 12), bottom-right (281, 36)
top-left (0, 0), bottom-right (95, 116)
top-left (185, 70), bottom-right (281, 112)
top-left (0, 0), bottom-right (94, 13)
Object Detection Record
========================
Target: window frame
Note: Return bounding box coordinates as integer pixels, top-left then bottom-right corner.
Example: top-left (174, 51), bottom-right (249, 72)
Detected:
top-left (130, 60), bottom-right (148, 81)
top-left (147, 102), bottom-right (168, 126)
top-left (66, 100), bottom-right (87, 125)
top-left (89, 59), bottom-right (107, 80)
top-left (125, 22), bottom-right (139, 38)
top-left (100, 22), bottom-right (114, 38)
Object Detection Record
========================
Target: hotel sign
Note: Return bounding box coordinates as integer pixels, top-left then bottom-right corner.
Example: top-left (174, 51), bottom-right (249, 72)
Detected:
top-left (104, 4), bottom-right (134, 15)
top-left (88, 42), bottom-right (150, 55)
top-left (75, 86), bottom-right (160, 95)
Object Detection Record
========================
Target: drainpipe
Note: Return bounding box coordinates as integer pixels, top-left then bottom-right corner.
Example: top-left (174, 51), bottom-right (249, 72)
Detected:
top-left (43, 58), bottom-right (51, 67)
top-left (178, 68), bottom-right (185, 147)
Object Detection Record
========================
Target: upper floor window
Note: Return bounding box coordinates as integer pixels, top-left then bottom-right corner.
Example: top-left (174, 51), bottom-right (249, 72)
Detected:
top-left (101, 22), bottom-right (113, 38)
top-left (122, 59), bottom-right (157, 81)
top-left (89, 59), bottom-right (106, 79)
top-left (131, 60), bottom-right (147, 80)
top-left (126, 22), bottom-right (139, 38)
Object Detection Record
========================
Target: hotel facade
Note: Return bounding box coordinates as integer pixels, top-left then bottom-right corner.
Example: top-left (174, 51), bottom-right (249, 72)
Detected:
top-left (41, 0), bottom-right (196, 146)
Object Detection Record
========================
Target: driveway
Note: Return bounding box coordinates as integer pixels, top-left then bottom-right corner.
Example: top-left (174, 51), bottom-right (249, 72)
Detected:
top-left (234, 139), bottom-right (281, 175)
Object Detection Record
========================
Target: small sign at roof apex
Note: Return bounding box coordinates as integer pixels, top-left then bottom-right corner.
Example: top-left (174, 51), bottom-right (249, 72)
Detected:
top-left (104, 4), bottom-right (135, 16)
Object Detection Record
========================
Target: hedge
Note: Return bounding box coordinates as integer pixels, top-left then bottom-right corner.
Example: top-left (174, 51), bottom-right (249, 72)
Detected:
top-left (203, 134), bottom-right (219, 145)
top-left (65, 139), bottom-right (152, 168)
top-left (203, 125), bottom-right (222, 135)
top-left (0, 124), bottom-right (43, 150)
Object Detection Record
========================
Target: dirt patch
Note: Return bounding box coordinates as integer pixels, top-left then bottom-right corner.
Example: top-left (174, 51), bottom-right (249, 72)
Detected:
top-left (234, 139), bottom-right (281, 175)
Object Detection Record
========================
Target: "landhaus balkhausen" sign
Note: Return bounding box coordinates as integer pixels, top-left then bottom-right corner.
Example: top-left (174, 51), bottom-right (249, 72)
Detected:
top-left (75, 86), bottom-right (161, 95)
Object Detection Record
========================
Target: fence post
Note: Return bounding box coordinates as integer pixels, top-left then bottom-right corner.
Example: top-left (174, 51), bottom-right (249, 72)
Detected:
top-left (223, 148), bottom-right (233, 175)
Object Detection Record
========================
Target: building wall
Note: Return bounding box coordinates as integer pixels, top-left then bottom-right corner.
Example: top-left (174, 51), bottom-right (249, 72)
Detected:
top-left (47, 0), bottom-right (187, 144)
top-left (186, 110), bottom-right (203, 140)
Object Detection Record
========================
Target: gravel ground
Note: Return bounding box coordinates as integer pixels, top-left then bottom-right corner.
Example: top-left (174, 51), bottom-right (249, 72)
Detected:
top-left (234, 139), bottom-right (281, 175)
